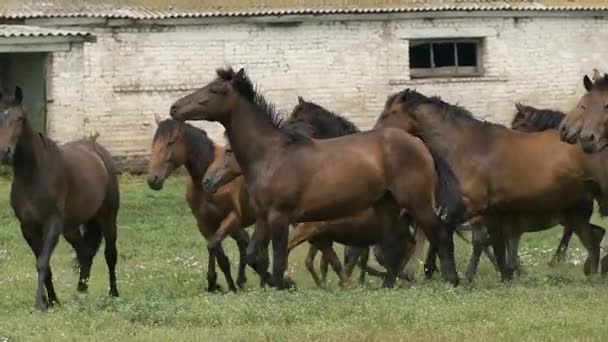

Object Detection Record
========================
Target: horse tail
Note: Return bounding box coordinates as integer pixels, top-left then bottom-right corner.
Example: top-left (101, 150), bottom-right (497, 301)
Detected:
top-left (430, 147), bottom-right (466, 228)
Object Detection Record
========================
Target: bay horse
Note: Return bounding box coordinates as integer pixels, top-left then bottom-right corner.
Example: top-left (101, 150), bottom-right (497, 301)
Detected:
top-left (146, 117), bottom-right (254, 292)
top-left (560, 71), bottom-right (608, 153)
top-left (170, 67), bottom-right (464, 288)
top-left (0, 86), bottom-right (120, 310)
top-left (203, 97), bottom-right (427, 287)
top-left (375, 89), bottom-right (608, 281)
top-left (464, 103), bottom-right (604, 281)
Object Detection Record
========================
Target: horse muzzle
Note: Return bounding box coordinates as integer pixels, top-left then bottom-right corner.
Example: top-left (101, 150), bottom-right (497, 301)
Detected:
top-left (146, 175), bottom-right (164, 191)
top-left (203, 175), bottom-right (220, 193)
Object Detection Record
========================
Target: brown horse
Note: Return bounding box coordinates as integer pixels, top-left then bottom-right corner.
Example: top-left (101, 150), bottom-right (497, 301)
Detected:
top-left (376, 89), bottom-right (608, 281)
top-left (0, 86), bottom-right (120, 310)
top-left (464, 104), bottom-right (605, 282)
top-left (203, 98), bottom-right (426, 287)
top-left (560, 71), bottom-right (608, 153)
top-left (146, 117), bottom-right (254, 292)
top-left (170, 67), bottom-right (464, 288)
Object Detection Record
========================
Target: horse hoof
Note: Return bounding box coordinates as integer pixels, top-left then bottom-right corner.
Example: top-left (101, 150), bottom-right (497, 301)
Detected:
top-left (237, 276), bottom-right (247, 289)
top-left (77, 283), bottom-right (89, 293)
top-left (282, 277), bottom-right (297, 290)
top-left (109, 289), bottom-right (120, 297)
top-left (207, 284), bottom-right (222, 293)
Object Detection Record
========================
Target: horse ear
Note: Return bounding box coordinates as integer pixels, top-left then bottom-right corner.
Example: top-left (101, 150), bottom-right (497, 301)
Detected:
top-left (234, 68), bottom-right (245, 82)
top-left (14, 86), bottom-right (23, 105)
top-left (154, 113), bottom-right (162, 126)
top-left (584, 75), bottom-right (594, 92)
top-left (592, 68), bottom-right (603, 82)
top-left (515, 103), bottom-right (524, 113)
top-left (298, 96), bottom-right (305, 105)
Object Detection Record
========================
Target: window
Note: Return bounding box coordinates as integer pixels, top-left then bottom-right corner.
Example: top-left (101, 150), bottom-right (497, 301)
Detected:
top-left (409, 39), bottom-right (482, 78)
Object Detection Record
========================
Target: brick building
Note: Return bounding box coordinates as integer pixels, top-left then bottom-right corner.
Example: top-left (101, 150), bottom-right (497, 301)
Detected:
top-left (1, 0), bottom-right (607, 171)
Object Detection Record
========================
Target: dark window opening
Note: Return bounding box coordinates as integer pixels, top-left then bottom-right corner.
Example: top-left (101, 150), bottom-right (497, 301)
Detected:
top-left (409, 39), bottom-right (482, 78)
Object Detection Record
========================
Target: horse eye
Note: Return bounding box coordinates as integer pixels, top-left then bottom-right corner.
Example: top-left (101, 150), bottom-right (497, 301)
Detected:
top-left (167, 140), bottom-right (175, 146)
top-left (604, 104), bottom-right (608, 110)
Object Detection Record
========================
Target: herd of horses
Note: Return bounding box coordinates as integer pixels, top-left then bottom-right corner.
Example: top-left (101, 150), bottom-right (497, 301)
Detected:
top-left (2, 67), bottom-right (608, 311)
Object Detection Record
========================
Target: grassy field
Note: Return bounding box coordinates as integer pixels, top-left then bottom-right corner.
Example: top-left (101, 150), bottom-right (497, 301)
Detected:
top-left (1, 175), bottom-right (608, 341)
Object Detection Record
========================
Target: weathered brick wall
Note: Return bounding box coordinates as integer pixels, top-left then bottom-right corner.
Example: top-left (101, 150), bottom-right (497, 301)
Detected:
top-left (46, 16), bottom-right (608, 172)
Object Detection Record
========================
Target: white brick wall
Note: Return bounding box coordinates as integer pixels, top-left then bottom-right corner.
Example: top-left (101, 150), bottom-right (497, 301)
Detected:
top-left (45, 15), bottom-right (608, 171)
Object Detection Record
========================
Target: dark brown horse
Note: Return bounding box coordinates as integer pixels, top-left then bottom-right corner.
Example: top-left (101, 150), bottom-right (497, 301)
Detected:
top-left (464, 104), bottom-right (605, 282)
top-left (560, 71), bottom-right (608, 152)
top-left (146, 117), bottom-right (254, 292)
top-left (203, 97), bottom-right (427, 287)
top-left (376, 89), bottom-right (608, 281)
top-left (0, 86), bottom-right (120, 310)
top-left (170, 67), bottom-right (464, 288)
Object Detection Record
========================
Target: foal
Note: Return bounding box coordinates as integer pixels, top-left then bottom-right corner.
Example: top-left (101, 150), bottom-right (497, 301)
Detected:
top-left (0, 86), bottom-right (120, 310)
top-left (171, 67), bottom-right (464, 288)
top-left (147, 118), bottom-right (252, 292)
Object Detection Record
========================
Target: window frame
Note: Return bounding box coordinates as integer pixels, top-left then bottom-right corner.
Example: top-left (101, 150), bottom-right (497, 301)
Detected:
top-left (409, 38), bottom-right (483, 79)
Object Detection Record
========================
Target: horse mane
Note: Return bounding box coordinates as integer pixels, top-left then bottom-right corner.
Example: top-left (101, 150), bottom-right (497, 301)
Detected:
top-left (154, 119), bottom-right (215, 167)
top-left (399, 88), bottom-right (505, 129)
top-left (512, 104), bottom-right (565, 132)
top-left (215, 67), bottom-right (311, 144)
top-left (283, 100), bottom-right (360, 138)
top-left (592, 73), bottom-right (608, 90)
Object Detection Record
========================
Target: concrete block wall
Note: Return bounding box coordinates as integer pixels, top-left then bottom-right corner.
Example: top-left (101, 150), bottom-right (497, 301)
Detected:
top-left (45, 15), bottom-right (608, 171)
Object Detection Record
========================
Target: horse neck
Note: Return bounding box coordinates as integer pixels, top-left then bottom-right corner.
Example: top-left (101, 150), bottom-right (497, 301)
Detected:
top-left (225, 99), bottom-right (285, 174)
top-left (184, 145), bottom-right (210, 188)
top-left (13, 119), bottom-right (46, 180)
top-left (416, 116), bottom-right (483, 164)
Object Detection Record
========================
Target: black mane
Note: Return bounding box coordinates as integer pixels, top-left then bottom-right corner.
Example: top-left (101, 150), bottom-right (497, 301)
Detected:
top-left (512, 104), bottom-right (565, 132)
top-left (283, 100), bottom-right (360, 139)
top-left (216, 67), bottom-right (310, 144)
top-left (398, 88), bottom-right (503, 128)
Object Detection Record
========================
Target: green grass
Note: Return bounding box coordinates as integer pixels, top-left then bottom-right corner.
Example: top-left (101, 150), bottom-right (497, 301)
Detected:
top-left (1, 175), bottom-right (608, 341)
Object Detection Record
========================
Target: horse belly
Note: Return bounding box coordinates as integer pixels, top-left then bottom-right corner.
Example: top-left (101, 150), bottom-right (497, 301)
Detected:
top-left (293, 170), bottom-right (386, 222)
top-left (313, 208), bottom-right (381, 246)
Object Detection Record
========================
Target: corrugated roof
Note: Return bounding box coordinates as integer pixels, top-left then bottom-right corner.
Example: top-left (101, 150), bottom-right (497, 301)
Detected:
top-left (0, 25), bottom-right (92, 38)
top-left (1, 0), bottom-right (607, 19)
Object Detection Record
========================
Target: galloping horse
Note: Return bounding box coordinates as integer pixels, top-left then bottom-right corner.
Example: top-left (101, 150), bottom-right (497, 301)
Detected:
top-left (464, 104), bottom-right (606, 281)
top-left (0, 86), bottom-right (120, 310)
top-left (203, 97), bottom-right (426, 287)
top-left (560, 71), bottom-right (608, 152)
top-left (147, 117), bottom-right (253, 292)
top-left (376, 89), bottom-right (608, 281)
top-left (170, 67), bottom-right (463, 288)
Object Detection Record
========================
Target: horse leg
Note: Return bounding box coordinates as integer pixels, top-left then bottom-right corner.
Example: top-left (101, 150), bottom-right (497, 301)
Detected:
top-left (316, 240), bottom-right (349, 288)
top-left (357, 247), bottom-right (370, 284)
top-left (34, 216), bottom-right (62, 310)
top-left (63, 223), bottom-right (98, 293)
top-left (403, 227), bottom-right (428, 282)
top-left (258, 239), bottom-right (270, 288)
top-left (246, 219), bottom-right (272, 286)
top-left (209, 212), bottom-right (243, 292)
top-left (305, 243), bottom-right (323, 287)
top-left (210, 242), bottom-right (237, 292)
top-left (551, 226), bottom-right (574, 266)
top-left (21, 227), bottom-right (54, 307)
top-left (487, 222), bottom-right (511, 281)
top-left (206, 250), bottom-right (221, 292)
top-left (573, 223), bottom-right (600, 275)
top-left (97, 216), bottom-right (119, 298)
top-left (465, 224), bottom-right (489, 283)
top-left (268, 212), bottom-right (293, 290)
top-left (506, 234), bottom-right (523, 276)
top-left (320, 246), bottom-right (330, 284)
top-left (230, 228), bottom-right (250, 289)
top-left (424, 243), bottom-right (438, 279)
